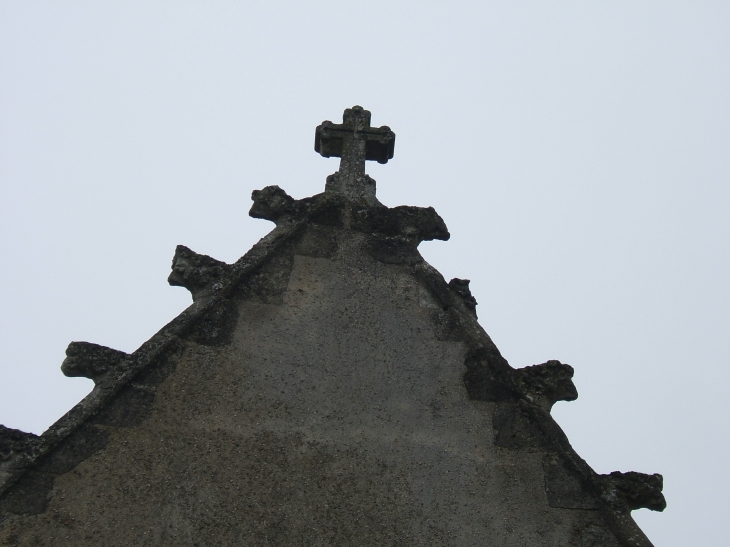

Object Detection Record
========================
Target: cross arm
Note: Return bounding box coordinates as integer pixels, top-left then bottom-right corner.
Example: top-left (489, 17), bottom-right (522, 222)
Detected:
top-left (314, 107), bottom-right (395, 164)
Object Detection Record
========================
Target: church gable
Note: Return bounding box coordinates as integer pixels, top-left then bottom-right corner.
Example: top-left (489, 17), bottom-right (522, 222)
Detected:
top-left (0, 107), bottom-right (664, 546)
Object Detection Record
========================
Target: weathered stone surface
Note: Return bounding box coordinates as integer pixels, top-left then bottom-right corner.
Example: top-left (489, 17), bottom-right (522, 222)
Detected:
top-left (492, 401), bottom-right (572, 451)
top-left (168, 245), bottom-right (231, 301)
top-left (232, 251), bottom-right (294, 305)
top-left (315, 105), bottom-right (395, 202)
top-left (581, 524), bottom-right (622, 547)
top-left (179, 298), bottom-right (240, 346)
top-left (131, 343), bottom-right (180, 389)
top-left (35, 425), bottom-right (108, 475)
top-left (292, 224), bottom-right (338, 259)
top-left (0, 234), bottom-right (613, 545)
top-left (315, 106), bottom-right (395, 165)
top-left (0, 427), bottom-right (44, 492)
top-left (249, 187), bottom-right (450, 246)
top-left (463, 346), bottom-right (517, 402)
top-left (449, 278), bottom-right (478, 317)
top-left (0, 471), bottom-right (54, 515)
top-left (600, 471), bottom-right (666, 512)
top-left (513, 360), bottom-right (578, 411)
top-left (90, 385), bottom-right (155, 428)
top-left (249, 185), bottom-right (296, 225)
top-left (0, 427), bottom-right (41, 464)
top-left (0, 107), bottom-right (662, 546)
top-left (351, 203), bottom-right (450, 243)
top-left (61, 342), bottom-right (129, 384)
top-left (543, 452), bottom-right (601, 509)
top-left (464, 352), bottom-right (578, 413)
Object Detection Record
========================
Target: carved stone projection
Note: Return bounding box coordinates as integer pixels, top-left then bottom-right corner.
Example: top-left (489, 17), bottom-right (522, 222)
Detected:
top-left (448, 278), bottom-right (478, 317)
top-left (168, 245), bottom-right (232, 301)
top-left (61, 342), bottom-right (129, 384)
top-left (249, 185), bottom-right (296, 225)
top-left (0, 107), bottom-right (664, 547)
top-left (600, 471), bottom-right (667, 512)
top-left (513, 360), bottom-right (578, 411)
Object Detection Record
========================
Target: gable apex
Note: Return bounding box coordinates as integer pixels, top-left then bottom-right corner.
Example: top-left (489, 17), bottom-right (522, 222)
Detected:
top-left (0, 108), bottom-right (663, 547)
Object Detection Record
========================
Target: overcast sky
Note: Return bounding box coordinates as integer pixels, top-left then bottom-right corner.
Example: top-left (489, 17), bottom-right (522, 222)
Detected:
top-left (1, 3), bottom-right (728, 545)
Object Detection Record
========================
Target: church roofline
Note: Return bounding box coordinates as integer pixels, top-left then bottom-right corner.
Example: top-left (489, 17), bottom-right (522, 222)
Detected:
top-left (0, 108), bottom-right (664, 546)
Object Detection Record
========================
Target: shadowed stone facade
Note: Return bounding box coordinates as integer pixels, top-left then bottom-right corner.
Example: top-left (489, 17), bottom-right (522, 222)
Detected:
top-left (0, 107), bottom-right (664, 546)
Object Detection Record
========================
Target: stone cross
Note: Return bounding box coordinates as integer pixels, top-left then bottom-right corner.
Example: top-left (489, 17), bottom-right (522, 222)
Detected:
top-left (315, 106), bottom-right (395, 202)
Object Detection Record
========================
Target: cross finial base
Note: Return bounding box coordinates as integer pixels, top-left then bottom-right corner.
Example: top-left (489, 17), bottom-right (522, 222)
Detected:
top-left (325, 171), bottom-right (378, 204)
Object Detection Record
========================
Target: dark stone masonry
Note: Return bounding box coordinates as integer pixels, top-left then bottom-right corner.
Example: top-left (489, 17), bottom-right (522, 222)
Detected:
top-left (0, 107), bottom-right (664, 546)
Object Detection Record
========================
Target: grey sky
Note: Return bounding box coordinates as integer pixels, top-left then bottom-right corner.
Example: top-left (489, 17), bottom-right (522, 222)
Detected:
top-left (1, 2), bottom-right (728, 545)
